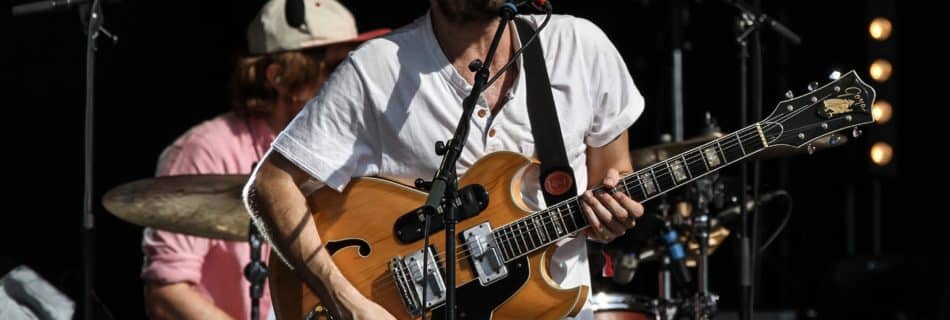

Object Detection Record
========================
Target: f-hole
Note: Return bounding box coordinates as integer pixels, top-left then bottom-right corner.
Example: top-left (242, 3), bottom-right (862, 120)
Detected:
top-left (325, 239), bottom-right (371, 257)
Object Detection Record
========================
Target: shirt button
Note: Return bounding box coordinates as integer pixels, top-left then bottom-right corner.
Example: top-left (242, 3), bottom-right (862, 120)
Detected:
top-left (477, 109), bottom-right (488, 118)
top-left (488, 128), bottom-right (497, 137)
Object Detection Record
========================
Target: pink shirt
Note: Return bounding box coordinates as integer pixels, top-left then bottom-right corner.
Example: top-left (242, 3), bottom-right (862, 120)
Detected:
top-left (142, 113), bottom-right (274, 320)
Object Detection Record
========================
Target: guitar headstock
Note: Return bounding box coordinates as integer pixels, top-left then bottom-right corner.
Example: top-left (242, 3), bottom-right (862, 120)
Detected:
top-left (761, 71), bottom-right (876, 148)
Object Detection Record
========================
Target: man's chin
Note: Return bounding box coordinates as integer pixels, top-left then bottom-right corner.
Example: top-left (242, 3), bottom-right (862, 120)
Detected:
top-left (436, 0), bottom-right (507, 22)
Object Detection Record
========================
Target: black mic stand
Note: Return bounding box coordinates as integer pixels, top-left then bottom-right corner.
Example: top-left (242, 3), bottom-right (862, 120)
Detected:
top-left (724, 1), bottom-right (799, 319)
top-left (245, 223), bottom-right (268, 320)
top-left (415, 4), bottom-right (518, 319)
top-left (14, 2), bottom-right (118, 319)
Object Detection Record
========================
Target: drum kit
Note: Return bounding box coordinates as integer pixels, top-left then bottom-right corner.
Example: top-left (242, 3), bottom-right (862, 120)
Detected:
top-left (101, 128), bottom-right (847, 320)
top-left (589, 128), bottom-right (847, 320)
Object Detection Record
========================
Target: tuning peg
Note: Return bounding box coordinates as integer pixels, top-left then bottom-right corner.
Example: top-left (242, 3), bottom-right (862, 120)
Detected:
top-left (807, 81), bottom-right (820, 91)
top-left (807, 144), bottom-right (816, 155)
top-left (828, 70), bottom-right (842, 80)
top-left (829, 134), bottom-right (843, 145)
top-left (784, 90), bottom-right (794, 99)
top-left (852, 127), bottom-right (862, 138)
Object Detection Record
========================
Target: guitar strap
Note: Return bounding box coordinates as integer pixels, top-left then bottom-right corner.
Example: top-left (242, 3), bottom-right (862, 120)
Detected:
top-left (514, 18), bottom-right (578, 206)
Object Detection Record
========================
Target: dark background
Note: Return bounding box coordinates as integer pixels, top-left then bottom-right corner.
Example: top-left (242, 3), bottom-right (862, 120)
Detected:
top-left (4, 0), bottom-right (945, 319)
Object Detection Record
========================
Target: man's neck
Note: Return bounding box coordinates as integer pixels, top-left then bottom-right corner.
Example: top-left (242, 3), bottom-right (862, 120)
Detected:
top-left (430, 8), bottom-right (513, 83)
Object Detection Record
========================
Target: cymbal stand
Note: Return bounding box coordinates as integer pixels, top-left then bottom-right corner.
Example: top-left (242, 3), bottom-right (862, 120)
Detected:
top-left (654, 199), bottom-right (679, 320)
top-left (657, 256), bottom-right (679, 320)
top-left (690, 178), bottom-right (718, 319)
top-left (245, 222), bottom-right (268, 320)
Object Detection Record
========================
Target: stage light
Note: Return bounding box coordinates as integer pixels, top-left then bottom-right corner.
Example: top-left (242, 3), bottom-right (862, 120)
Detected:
top-left (870, 59), bottom-right (892, 82)
top-left (870, 142), bottom-right (893, 166)
top-left (869, 17), bottom-right (892, 41)
top-left (872, 100), bottom-right (893, 124)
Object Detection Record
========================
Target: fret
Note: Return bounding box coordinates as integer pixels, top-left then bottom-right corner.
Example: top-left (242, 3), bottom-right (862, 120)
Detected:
top-left (533, 215), bottom-right (549, 243)
top-left (639, 171), bottom-right (658, 196)
top-left (565, 202), bottom-right (579, 230)
top-left (523, 219), bottom-right (538, 249)
top-left (570, 201), bottom-right (587, 232)
top-left (680, 154), bottom-right (693, 180)
top-left (517, 221), bottom-right (530, 252)
top-left (509, 226), bottom-right (523, 256)
top-left (557, 205), bottom-right (571, 235)
top-left (492, 232), bottom-right (510, 261)
top-left (684, 149), bottom-right (708, 181)
top-left (668, 158), bottom-right (688, 182)
top-left (714, 139), bottom-right (728, 163)
top-left (620, 178), bottom-right (632, 198)
top-left (735, 131), bottom-right (747, 156)
top-left (543, 210), bottom-right (560, 241)
top-left (651, 164), bottom-right (676, 192)
top-left (631, 175), bottom-right (648, 200)
top-left (702, 144), bottom-right (722, 168)
top-left (718, 134), bottom-right (744, 163)
top-left (552, 207), bottom-right (565, 236)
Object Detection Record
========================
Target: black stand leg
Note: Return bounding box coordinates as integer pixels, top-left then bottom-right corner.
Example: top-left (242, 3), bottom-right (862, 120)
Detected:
top-left (245, 221), bottom-right (268, 320)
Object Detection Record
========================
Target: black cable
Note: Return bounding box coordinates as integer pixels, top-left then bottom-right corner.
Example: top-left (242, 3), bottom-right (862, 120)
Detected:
top-left (485, 10), bottom-right (552, 88)
top-left (420, 211), bottom-right (432, 320)
top-left (757, 191), bottom-right (792, 255)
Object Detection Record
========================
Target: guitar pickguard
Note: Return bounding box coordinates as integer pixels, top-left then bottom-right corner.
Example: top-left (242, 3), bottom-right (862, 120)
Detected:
top-left (429, 256), bottom-right (530, 320)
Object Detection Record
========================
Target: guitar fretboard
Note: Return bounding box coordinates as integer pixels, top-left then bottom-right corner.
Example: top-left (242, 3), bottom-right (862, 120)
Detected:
top-left (489, 123), bottom-right (774, 261)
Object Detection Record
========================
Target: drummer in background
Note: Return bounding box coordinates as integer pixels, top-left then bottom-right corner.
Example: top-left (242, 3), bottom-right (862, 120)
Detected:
top-left (140, 1), bottom-right (388, 319)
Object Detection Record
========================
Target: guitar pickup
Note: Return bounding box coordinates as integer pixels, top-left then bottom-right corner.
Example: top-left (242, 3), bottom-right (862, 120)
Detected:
top-left (403, 246), bottom-right (446, 310)
top-left (463, 222), bottom-right (509, 286)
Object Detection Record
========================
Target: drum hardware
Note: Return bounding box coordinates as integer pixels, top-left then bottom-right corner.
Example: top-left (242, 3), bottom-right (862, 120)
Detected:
top-left (102, 174), bottom-right (268, 320)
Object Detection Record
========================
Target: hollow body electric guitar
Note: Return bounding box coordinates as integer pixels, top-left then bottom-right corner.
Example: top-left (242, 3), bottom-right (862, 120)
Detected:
top-left (270, 71), bottom-right (876, 319)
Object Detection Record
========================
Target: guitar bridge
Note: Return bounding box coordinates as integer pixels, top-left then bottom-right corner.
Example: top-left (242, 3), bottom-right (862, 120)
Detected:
top-left (390, 246), bottom-right (446, 317)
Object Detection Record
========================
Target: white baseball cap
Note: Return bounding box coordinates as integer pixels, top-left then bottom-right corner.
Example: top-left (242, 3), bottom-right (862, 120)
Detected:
top-left (247, 0), bottom-right (389, 55)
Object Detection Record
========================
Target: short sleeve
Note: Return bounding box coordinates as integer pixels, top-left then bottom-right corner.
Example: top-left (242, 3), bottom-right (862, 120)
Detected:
top-left (573, 18), bottom-right (645, 147)
top-left (141, 134), bottom-right (222, 284)
top-left (270, 58), bottom-right (381, 191)
top-left (141, 228), bottom-right (211, 285)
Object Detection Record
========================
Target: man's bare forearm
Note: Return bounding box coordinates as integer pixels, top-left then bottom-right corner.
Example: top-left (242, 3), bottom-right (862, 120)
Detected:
top-left (250, 152), bottom-right (362, 312)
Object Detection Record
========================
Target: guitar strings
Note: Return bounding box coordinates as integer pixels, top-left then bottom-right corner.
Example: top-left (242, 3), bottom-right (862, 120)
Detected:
top-left (364, 94), bottom-right (848, 296)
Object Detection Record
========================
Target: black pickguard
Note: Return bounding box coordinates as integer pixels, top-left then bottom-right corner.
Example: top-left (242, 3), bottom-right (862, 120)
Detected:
top-left (428, 256), bottom-right (530, 320)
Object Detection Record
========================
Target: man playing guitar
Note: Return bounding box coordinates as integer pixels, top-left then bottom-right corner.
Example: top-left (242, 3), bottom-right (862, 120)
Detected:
top-left (246, 0), bottom-right (645, 319)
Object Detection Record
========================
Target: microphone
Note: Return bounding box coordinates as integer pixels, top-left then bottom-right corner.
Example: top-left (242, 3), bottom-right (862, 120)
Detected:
top-left (611, 213), bottom-right (691, 286)
top-left (285, 0), bottom-right (306, 30)
top-left (11, 0), bottom-right (119, 16)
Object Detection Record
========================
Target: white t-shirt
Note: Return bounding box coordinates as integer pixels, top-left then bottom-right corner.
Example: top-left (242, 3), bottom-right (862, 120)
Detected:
top-left (271, 13), bottom-right (644, 319)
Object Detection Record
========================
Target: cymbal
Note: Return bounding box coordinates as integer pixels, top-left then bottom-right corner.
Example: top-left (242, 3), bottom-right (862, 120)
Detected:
top-left (630, 131), bottom-right (723, 168)
top-left (102, 175), bottom-right (251, 241)
top-left (755, 132), bottom-right (848, 159)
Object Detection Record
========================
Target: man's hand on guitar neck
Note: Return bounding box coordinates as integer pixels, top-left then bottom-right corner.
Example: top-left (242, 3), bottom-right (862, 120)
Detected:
top-left (581, 168), bottom-right (644, 242)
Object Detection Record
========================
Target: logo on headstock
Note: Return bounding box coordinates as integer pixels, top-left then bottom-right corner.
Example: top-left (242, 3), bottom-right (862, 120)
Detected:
top-left (820, 87), bottom-right (867, 118)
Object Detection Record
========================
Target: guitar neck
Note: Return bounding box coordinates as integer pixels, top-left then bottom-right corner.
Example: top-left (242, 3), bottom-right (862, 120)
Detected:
top-left (489, 123), bottom-right (771, 262)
